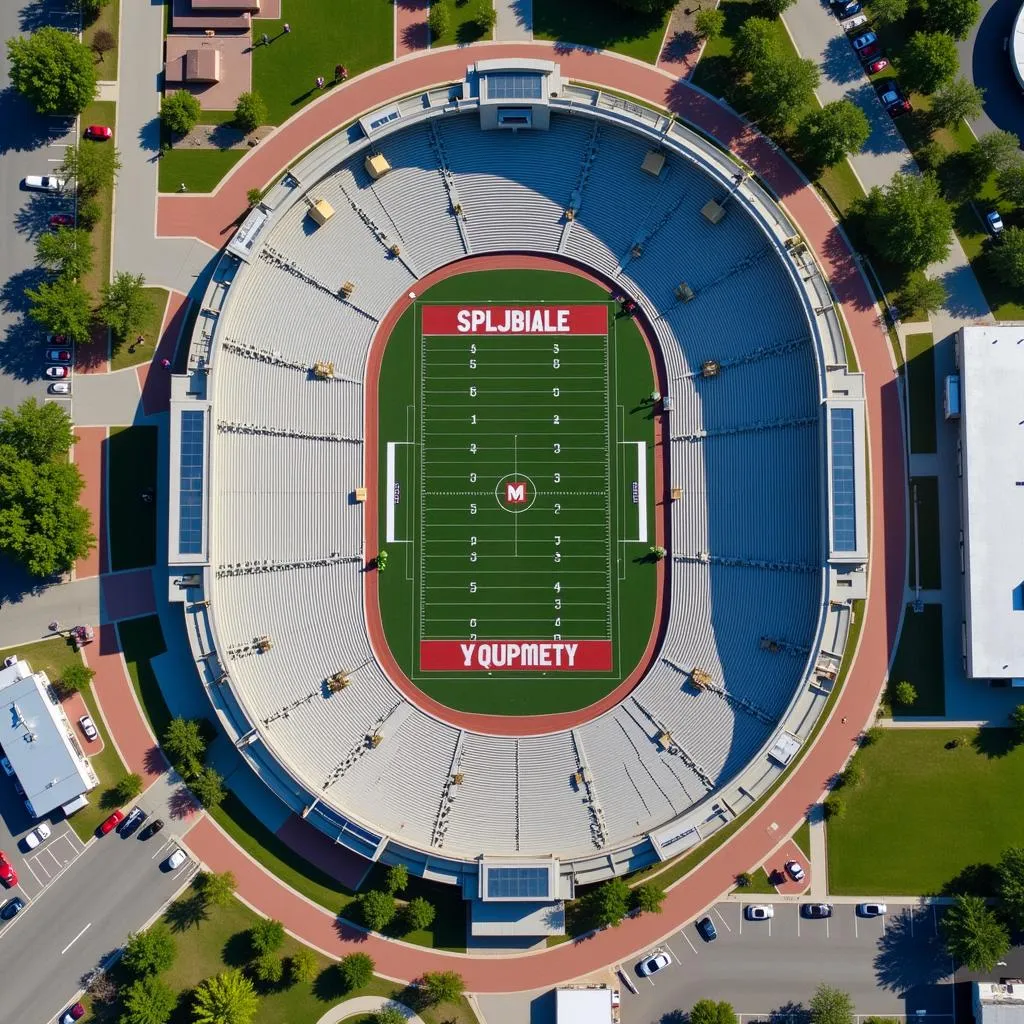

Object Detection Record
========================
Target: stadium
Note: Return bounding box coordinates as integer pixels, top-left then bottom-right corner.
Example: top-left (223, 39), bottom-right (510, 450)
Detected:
top-left (167, 58), bottom-right (869, 920)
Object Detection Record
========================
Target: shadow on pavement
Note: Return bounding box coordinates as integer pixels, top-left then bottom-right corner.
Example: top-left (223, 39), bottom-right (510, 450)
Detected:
top-left (821, 35), bottom-right (863, 87)
top-left (0, 87), bottom-right (64, 155)
top-left (873, 905), bottom-right (952, 1006)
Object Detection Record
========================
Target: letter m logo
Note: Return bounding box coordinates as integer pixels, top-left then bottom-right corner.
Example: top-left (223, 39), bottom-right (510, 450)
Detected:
top-left (505, 482), bottom-right (527, 504)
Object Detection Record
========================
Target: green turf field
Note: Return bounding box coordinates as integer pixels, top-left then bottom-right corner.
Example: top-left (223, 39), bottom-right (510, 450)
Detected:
top-left (377, 270), bottom-right (659, 715)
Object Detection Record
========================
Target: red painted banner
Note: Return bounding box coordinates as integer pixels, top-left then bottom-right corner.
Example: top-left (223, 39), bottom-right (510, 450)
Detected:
top-left (420, 640), bottom-right (613, 672)
top-left (421, 305), bottom-right (608, 336)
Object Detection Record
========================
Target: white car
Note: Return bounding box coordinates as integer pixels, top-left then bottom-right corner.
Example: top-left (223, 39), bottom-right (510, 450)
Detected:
top-left (746, 904), bottom-right (775, 920)
top-left (49, 382), bottom-right (71, 395)
top-left (986, 210), bottom-right (1004, 236)
top-left (78, 715), bottom-right (98, 741)
top-left (165, 848), bottom-right (187, 870)
top-left (23, 823), bottom-right (51, 850)
top-left (858, 902), bottom-right (887, 917)
top-left (636, 949), bottom-right (671, 976)
top-left (785, 859), bottom-right (806, 882)
top-left (23, 175), bottom-right (65, 192)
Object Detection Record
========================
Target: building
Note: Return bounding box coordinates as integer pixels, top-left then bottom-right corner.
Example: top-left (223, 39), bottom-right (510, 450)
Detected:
top-left (0, 659), bottom-right (97, 819)
top-left (974, 982), bottom-right (1024, 1024)
top-left (555, 986), bottom-right (615, 1024)
top-left (956, 325), bottom-right (1024, 682)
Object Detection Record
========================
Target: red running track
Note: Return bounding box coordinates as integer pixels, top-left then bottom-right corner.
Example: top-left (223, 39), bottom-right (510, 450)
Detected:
top-left (148, 43), bottom-right (905, 990)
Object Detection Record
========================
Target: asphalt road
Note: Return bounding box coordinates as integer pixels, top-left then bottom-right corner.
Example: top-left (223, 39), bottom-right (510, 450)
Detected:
top-left (958, 0), bottom-right (1024, 141)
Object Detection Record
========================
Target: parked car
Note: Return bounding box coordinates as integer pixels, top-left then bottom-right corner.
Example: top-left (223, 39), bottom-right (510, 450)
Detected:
top-left (858, 902), bottom-right (887, 916)
top-left (746, 904), bottom-right (775, 920)
top-left (46, 349), bottom-right (72, 363)
top-left (165, 848), bottom-right (187, 871)
top-left (851, 30), bottom-right (877, 49)
top-left (0, 852), bottom-right (18, 887)
top-left (119, 806), bottom-right (147, 839)
top-left (23, 175), bottom-right (65, 192)
top-left (840, 12), bottom-right (868, 32)
top-left (858, 42), bottom-right (881, 60)
top-left (833, 0), bottom-right (863, 16)
top-left (22, 823), bottom-right (50, 850)
top-left (802, 903), bottom-right (833, 918)
top-left (986, 210), bottom-right (1005, 236)
top-left (611, 989), bottom-right (621, 1009)
top-left (98, 809), bottom-right (124, 836)
top-left (697, 915), bottom-right (718, 941)
top-left (45, 366), bottom-right (69, 379)
top-left (865, 57), bottom-right (890, 73)
top-left (49, 382), bottom-right (71, 395)
top-left (785, 860), bottom-right (806, 882)
top-left (877, 81), bottom-right (912, 115)
top-left (60, 1004), bottom-right (85, 1024)
top-left (636, 950), bottom-right (671, 976)
top-left (84, 124), bottom-right (112, 140)
top-left (78, 715), bottom-right (98, 741)
top-left (49, 214), bottom-right (75, 228)
top-left (139, 818), bottom-right (165, 841)
top-left (0, 757), bottom-right (12, 777)
top-left (0, 897), bottom-right (24, 921)
top-left (13, 779), bottom-right (24, 798)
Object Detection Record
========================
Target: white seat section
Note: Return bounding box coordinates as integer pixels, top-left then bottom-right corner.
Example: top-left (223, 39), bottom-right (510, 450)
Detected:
top-left (442, 734), bottom-right (519, 854)
top-left (517, 732), bottom-right (594, 855)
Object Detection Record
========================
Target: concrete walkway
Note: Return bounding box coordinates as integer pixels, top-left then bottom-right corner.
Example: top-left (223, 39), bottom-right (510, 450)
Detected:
top-left (314, 995), bottom-right (425, 1024)
top-left (495, 0), bottom-right (531, 41)
top-left (809, 814), bottom-right (828, 897)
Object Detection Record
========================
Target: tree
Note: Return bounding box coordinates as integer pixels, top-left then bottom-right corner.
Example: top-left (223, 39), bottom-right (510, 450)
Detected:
top-left (997, 847), bottom-right (1024, 930)
top-left (78, 196), bottom-right (101, 230)
top-left (989, 227), bottom-right (1024, 288)
top-left (249, 918), bottom-right (285, 956)
top-left (122, 974), bottom-right (176, 1024)
top-left (632, 882), bottom-right (666, 914)
top-left (931, 78), bottom-right (984, 128)
top-left (61, 142), bottom-right (121, 198)
top-left (6, 27), bottom-right (97, 115)
top-left (476, 0), bottom-right (498, 30)
top-left (920, 0), bottom-right (981, 41)
top-left (288, 949), bottom-right (317, 986)
top-left (36, 227), bottom-right (94, 280)
top-left (385, 863), bottom-right (408, 895)
top-left (901, 31), bottom-right (959, 94)
top-left (420, 970), bottom-right (465, 1006)
top-left (100, 271), bottom-right (148, 339)
top-left (695, 8), bottom-right (725, 39)
top-left (191, 767), bottom-right (226, 808)
top-left (404, 896), bottom-right (436, 931)
top-left (690, 999), bottom-right (739, 1024)
top-left (735, 871), bottom-right (753, 887)
top-left (870, 0), bottom-right (908, 25)
top-left (234, 91), bottom-right (267, 133)
top-left (340, 951), bottom-right (375, 990)
top-left (810, 985), bottom-right (855, 1024)
top-left (796, 100), bottom-right (870, 169)
top-left (163, 717), bottom-right (207, 767)
top-left (763, 0), bottom-right (796, 12)
top-left (360, 889), bottom-right (396, 932)
top-left (374, 1008), bottom-right (406, 1024)
top-left (1011, 703), bottom-right (1024, 742)
top-left (198, 870), bottom-right (237, 908)
top-left (26, 274), bottom-right (94, 344)
top-left (733, 17), bottom-right (778, 70)
top-left (750, 52), bottom-right (820, 130)
top-left (972, 131), bottom-right (1020, 178)
top-left (115, 772), bottom-right (144, 803)
top-left (900, 274), bottom-right (948, 316)
top-left (91, 28), bottom-right (115, 59)
top-left (71, 0), bottom-right (112, 19)
top-left (122, 923), bottom-right (177, 977)
top-left (246, 188), bottom-right (263, 208)
top-left (428, 0), bottom-right (452, 39)
top-left (823, 792), bottom-right (845, 819)
top-left (942, 894), bottom-right (1010, 971)
top-left (997, 162), bottom-right (1024, 207)
top-left (840, 760), bottom-right (864, 788)
top-left (590, 876), bottom-right (631, 927)
top-left (0, 398), bottom-right (76, 464)
top-left (894, 680), bottom-right (918, 706)
top-left (161, 90), bottom-right (201, 137)
top-left (192, 969), bottom-right (260, 1024)
top-left (251, 952), bottom-right (283, 985)
top-left (864, 173), bottom-right (953, 271)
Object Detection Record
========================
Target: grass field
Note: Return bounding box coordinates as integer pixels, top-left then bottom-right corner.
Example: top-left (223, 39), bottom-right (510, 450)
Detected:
top-left (828, 728), bottom-right (1024, 894)
top-left (377, 270), bottom-right (658, 715)
top-left (888, 602), bottom-right (945, 717)
top-left (118, 615), bottom-right (171, 739)
top-left (906, 333), bottom-right (936, 455)
top-left (533, 0), bottom-right (670, 62)
top-left (159, 148), bottom-right (246, 194)
top-left (110, 287), bottom-right (168, 371)
top-left (108, 426), bottom-right (159, 570)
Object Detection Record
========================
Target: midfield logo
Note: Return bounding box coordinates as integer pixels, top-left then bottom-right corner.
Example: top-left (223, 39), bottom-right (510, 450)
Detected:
top-left (505, 481), bottom-right (527, 504)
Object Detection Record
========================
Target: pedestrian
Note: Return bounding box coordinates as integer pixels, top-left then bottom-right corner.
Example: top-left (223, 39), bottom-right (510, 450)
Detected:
top-left (178, 182), bottom-right (187, 192)
top-left (283, 22), bottom-right (290, 32)
top-left (136, 333), bottom-right (144, 347)
top-left (261, 32), bottom-right (269, 45)
top-left (161, 358), bottom-right (171, 370)
top-left (316, 75), bottom-right (325, 89)
top-left (841, 716), bottom-right (847, 724)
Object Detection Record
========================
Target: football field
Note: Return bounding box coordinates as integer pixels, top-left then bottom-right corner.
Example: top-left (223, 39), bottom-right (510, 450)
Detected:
top-left (377, 270), bottom-right (659, 714)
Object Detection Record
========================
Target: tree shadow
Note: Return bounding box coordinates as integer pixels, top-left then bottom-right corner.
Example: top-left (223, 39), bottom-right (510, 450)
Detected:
top-left (401, 22), bottom-right (429, 50)
top-left (221, 929), bottom-right (254, 968)
top-left (659, 30), bottom-right (698, 67)
top-left (769, 1000), bottom-right (811, 1024)
top-left (940, 861), bottom-right (998, 897)
top-left (456, 19), bottom-right (485, 44)
top-left (873, 904), bottom-right (952, 998)
top-left (12, 191), bottom-right (73, 240)
top-left (209, 123), bottom-right (245, 151)
top-left (168, 784), bottom-right (198, 819)
top-left (18, 1), bottom-right (50, 32)
top-left (312, 964), bottom-right (348, 1002)
top-left (0, 88), bottom-right (68, 155)
top-left (821, 35), bottom-right (864, 86)
top-left (165, 893), bottom-right (209, 932)
top-left (0, 265), bottom-right (48, 317)
top-left (0, 555), bottom-right (60, 607)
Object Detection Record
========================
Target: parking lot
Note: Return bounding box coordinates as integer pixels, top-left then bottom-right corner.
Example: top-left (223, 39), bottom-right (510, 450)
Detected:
top-left (620, 900), bottom-right (956, 1023)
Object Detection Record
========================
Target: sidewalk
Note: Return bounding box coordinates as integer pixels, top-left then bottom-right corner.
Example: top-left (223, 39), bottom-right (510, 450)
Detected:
top-left (395, 0), bottom-right (429, 57)
top-left (495, 0), bottom-right (531, 41)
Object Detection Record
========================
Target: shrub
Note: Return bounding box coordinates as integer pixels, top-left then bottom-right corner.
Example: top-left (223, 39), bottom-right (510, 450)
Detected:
top-left (476, 0), bottom-right (498, 29)
top-left (91, 28), bottom-right (115, 57)
top-left (694, 8), bottom-right (725, 39)
top-left (894, 680), bottom-right (918, 707)
top-left (160, 90), bottom-right (201, 137)
top-left (823, 793), bottom-right (845, 820)
top-left (59, 661), bottom-right (96, 696)
top-left (115, 772), bottom-right (144, 803)
top-left (288, 949), bottom-right (318, 985)
top-left (735, 871), bottom-right (753, 888)
top-left (428, 0), bottom-right (452, 39)
top-left (360, 889), bottom-right (396, 931)
top-left (234, 91), bottom-right (267, 133)
top-left (840, 760), bottom-right (864, 788)
top-left (252, 952), bottom-right (283, 985)
top-left (340, 951), bottom-right (375, 990)
top-left (249, 918), bottom-right (285, 955)
top-left (385, 863), bottom-right (408, 894)
top-left (403, 896), bottom-right (436, 931)
top-left (246, 187), bottom-right (263, 208)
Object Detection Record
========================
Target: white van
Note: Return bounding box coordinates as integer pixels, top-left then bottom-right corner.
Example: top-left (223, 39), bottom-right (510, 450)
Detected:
top-left (842, 13), bottom-right (869, 32)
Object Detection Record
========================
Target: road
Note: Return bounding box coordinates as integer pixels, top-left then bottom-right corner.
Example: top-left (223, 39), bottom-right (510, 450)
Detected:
top-left (958, 0), bottom-right (1024, 142)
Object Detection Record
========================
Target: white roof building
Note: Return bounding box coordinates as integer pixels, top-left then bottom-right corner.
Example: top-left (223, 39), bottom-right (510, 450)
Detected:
top-left (958, 325), bottom-right (1024, 681)
top-left (555, 986), bottom-right (613, 1024)
top-left (0, 659), bottom-right (97, 818)
top-left (975, 982), bottom-right (1024, 1024)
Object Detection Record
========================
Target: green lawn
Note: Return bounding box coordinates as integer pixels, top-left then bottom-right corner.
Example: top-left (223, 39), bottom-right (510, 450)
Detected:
top-left (79, 99), bottom-right (117, 301)
top-left (533, 0), bottom-right (670, 62)
top-left (107, 426), bottom-right (159, 570)
top-left (905, 333), bottom-right (936, 454)
top-left (733, 867), bottom-right (777, 894)
top-left (110, 287), bottom-right (169, 371)
top-left (828, 728), bottom-right (1024, 894)
top-left (83, 0), bottom-right (120, 81)
top-left (431, 1), bottom-right (493, 47)
top-left (908, 475), bottom-right (941, 592)
top-left (118, 615), bottom-right (171, 740)
top-left (159, 148), bottom-right (247, 194)
top-left (84, 881), bottom-right (478, 1024)
top-left (888, 602), bottom-right (945, 717)
top-left (793, 818), bottom-right (811, 859)
top-left (251, 0), bottom-right (394, 125)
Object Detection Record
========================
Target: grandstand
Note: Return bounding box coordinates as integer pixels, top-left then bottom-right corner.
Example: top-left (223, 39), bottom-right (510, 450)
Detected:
top-left (167, 60), bottom-right (868, 898)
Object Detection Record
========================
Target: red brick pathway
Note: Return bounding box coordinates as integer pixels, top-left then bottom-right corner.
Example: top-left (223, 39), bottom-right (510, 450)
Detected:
top-left (396, 0), bottom-right (430, 57)
top-left (765, 839), bottom-right (810, 896)
top-left (73, 426), bottom-right (108, 579)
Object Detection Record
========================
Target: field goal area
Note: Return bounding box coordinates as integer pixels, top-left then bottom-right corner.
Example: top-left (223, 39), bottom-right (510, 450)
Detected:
top-left (385, 301), bottom-right (651, 679)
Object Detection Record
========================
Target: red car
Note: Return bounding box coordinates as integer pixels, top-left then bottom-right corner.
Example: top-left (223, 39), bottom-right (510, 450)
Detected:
top-left (865, 57), bottom-right (889, 74)
top-left (858, 42), bottom-right (881, 61)
top-left (84, 124), bottom-right (112, 141)
top-left (47, 349), bottom-right (72, 363)
top-left (49, 214), bottom-right (75, 228)
top-left (99, 809), bottom-right (124, 835)
top-left (0, 852), bottom-right (17, 888)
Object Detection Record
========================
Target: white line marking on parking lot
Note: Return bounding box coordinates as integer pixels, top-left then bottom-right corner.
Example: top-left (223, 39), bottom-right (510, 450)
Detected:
top-left (680, 930), bottom-right (698, 955)
top-left (24, 858), bottom-right (44, 889)
top-left (61, 922), bottom-right (90, 954)
top-left (713, 906), bottom-right (732, 932)
top-left (664, 943), bottom-right (678, 964)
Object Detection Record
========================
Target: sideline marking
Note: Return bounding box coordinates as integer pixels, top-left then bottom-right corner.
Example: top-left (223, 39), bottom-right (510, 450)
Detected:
top-left (62, 922), bottom-right (91, 954)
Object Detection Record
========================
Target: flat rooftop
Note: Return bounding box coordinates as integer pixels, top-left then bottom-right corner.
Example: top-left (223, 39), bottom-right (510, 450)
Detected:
top-left (960, 324), bottom-right (1024, 679)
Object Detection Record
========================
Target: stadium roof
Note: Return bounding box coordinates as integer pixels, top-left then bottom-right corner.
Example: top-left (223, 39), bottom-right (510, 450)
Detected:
top-left (960, 325), bottom-right (1024, 680)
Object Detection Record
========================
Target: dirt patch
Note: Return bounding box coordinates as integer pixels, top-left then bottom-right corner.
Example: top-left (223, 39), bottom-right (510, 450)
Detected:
top-left (175, 123), bottom-right (273, 151)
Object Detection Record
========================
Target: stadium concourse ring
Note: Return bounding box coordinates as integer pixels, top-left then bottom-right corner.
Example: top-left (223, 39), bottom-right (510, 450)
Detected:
top-left (168, 59), bottom-right (869, 904)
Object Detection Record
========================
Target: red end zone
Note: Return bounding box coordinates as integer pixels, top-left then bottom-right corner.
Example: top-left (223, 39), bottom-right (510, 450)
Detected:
top-left (420, 640), bottom-right (613, 672)
top-left (421, 304), bottom-right (608, 336)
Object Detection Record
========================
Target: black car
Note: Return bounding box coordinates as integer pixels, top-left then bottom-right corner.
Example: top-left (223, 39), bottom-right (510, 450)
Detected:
top-left (697, 915), bottom-right (718, 941)
top-left (802, 903), bottom-right (833, 919)
top-left (118, 806), bottom-right (147, 839)
top-left (0, 897), bottom-right (24, 921)
top-left (138, 818), bottom-right (165, 841)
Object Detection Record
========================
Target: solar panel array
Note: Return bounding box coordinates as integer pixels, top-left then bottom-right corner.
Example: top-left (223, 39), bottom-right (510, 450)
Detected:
top-left (485, 865), bottom-right (550, 899)
top-left (829, 407), bottom-right (856, 551)
top-left (178, 410), bottom-right (206, 555)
